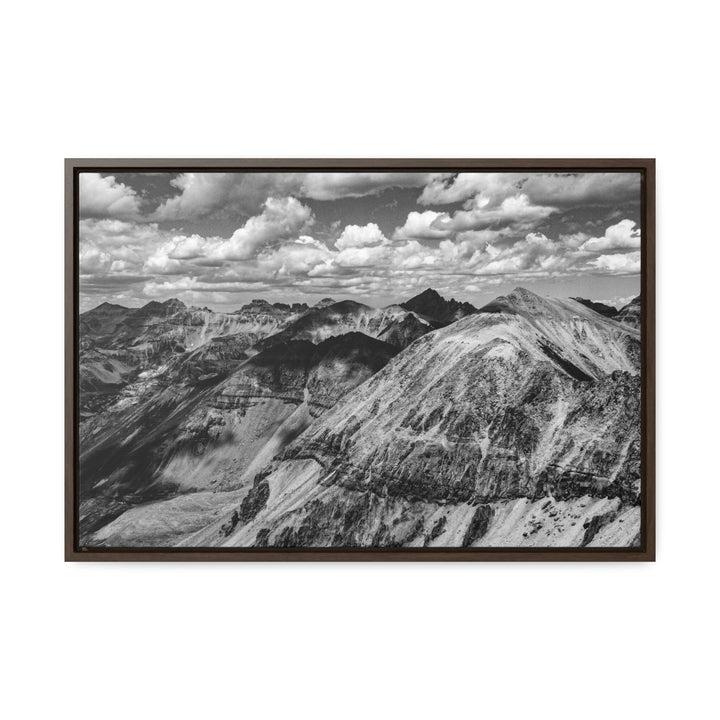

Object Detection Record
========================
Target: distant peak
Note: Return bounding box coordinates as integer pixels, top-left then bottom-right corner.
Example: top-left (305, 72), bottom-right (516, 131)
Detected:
top-left (401, 288), bottom-right (477, 325)
top-left (139, 298), bottom-right (186, 315)
top-left (162, 298), bottom-right (186, 309)
top-left (238, 299), bottom-right (273, 312)
top-left (571, 297), bottom-right (618, 318)
top-left (417, 287), bottom-right (442, 298)
top-left (509, 287), bottom-right (541, 300)
top-left (479, 287), bottom-right (546, 315)
top-left (94, 301), bottom-right (128, 311)
top-left (313, 297), bottom-right (337, 309)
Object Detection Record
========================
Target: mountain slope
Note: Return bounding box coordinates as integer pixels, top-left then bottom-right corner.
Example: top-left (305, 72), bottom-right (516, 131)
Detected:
top-left (80, 332), bottom-right (398, 546)
top-left (376, 312), bottom-right (432, 348)
top-left (79, 298), bottom-right (304, 415)
top-left (195, 288), bottom-right (641, 549)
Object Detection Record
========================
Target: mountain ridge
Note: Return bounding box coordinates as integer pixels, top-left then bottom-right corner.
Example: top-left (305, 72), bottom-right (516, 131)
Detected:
top-left (78, 285), bottom-right (642, 548)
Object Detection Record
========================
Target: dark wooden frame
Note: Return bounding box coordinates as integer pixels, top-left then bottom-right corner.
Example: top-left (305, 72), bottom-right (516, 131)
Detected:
top-left (65, 158), bottom-right (655, 562)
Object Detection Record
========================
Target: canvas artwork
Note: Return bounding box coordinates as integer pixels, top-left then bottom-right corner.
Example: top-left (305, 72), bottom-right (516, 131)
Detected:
top-left (71, 163), bottom-right (651, 556)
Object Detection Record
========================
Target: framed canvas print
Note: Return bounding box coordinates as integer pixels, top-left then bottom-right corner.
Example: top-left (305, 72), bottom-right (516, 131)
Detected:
top-left (65, 159), bottom-right (655, 561)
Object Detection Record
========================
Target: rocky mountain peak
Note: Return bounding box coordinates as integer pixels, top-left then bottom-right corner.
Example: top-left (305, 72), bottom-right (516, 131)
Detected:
top-left (401, 288), bottom-right (477, 325)
top-left (95, 301), bottom-right (128, 311)
top-left (161, 298), bottom-right (186, 310)
top-left (238, 299), bottom-right (275, 312)
top-left (479, 287), bottom-right (544, 314)
top-left (313, 297), bottom-right (337, 309)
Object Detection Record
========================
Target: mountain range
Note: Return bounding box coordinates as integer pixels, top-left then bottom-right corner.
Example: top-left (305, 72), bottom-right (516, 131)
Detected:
top-left (78, 288), bottom-right (642, 548)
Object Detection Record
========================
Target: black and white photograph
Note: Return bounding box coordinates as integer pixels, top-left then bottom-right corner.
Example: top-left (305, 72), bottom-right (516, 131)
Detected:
top-left (75, 166), bottom-right (647, 551)
top-left (14, 1), bottom-right (720, 718)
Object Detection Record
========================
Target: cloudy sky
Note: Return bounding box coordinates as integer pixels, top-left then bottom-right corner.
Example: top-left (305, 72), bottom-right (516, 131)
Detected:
top-left (79, 170), bottom-right (642, 312)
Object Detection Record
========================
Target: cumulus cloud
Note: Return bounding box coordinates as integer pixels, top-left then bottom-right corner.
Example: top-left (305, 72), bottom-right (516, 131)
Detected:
top-left (394, 194), bottom-right (556, 240)
top-left (393, 211), bottom-right (452, 240)
top-left (79, 245), bottom-right (113, 273)
top-left (589, 251), bottom-right (641, 274)
top-left (580, 219), bottom-right (641, 253)
top-left (82, 213), bottom-right (642, 309)
top-left (151, 173), bottom-right (294, 220)
top-left (419, 172), bottom-right (641, 208)
top-left (207, 197), bottom-right (314, 261)
top-left (79, 169), bottom-right (642, 309)
top-left (141, 197), bottom-right (315, 273)
top-left (79, 173), bottom-right (142, 219)
top-left (335, 223), bottom-right (387, 249)
top-left (446, 193), bottom-right (557, 231)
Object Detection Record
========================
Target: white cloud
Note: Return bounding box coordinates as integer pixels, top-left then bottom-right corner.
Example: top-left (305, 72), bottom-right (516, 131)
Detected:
top-left (419, 172), bottom-right (641, 207)
top-left (589, 251), bottom-right (641, 274)
top-left (79, 173), bottom-right (142, 219)
top-left (335, 223), bottom-right (387, 250)
top-left (151, 173), bottom-right (289, 220)
top-left (335, 244), bottom-right (390, 268)
top-left (394, 194), bottom-right (556, 240)
top-left (80, 184), bottom-right (642, 308)
top-left (151, 172), bottom-right (436, 220)
top-left (207, 197), bottom-right (314, 261)
top-left (580, 219), bottom-right (641, 253)
top-left (258, 239), bottom-right (333, 277)
top-left (447, 193), bottom-right (557, 231)
top-left (167, 234), bottom-right (209, 260)
top-left (79, 245), bottom-right (113, 273)
top-left (393, 210), bottom-right (452, 240)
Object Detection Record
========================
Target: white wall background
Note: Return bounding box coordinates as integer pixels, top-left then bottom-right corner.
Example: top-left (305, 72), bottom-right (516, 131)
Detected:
top-left (2, 2), bottom-right (717, 718)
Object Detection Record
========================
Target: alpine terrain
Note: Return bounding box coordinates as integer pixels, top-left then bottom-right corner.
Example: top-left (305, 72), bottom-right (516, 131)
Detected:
top-left (78, 287), bottom-right (642, 548)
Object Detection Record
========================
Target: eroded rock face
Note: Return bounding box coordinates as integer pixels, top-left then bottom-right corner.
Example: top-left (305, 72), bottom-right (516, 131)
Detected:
top-left (209, 289), bottom-right (641, 548)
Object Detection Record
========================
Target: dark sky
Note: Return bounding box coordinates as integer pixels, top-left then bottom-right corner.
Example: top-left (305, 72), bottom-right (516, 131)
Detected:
top-left (79, 171), bottom-right (642, 312)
